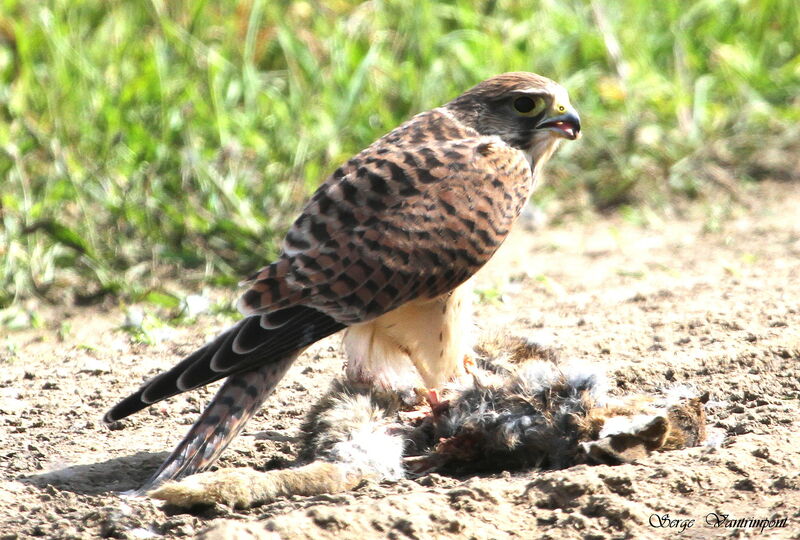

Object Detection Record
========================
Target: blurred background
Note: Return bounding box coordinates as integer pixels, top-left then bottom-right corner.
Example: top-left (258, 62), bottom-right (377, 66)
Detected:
top-left (0, 0), bottom-right (798, 314)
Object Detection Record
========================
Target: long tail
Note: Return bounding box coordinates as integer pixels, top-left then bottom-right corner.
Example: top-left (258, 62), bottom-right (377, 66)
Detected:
top-left (105, 306), bottom-right (344, 423)
top-left (103, 306), bottom-right (345, 491)
top-left (136, 354), bottom-right (298, 493)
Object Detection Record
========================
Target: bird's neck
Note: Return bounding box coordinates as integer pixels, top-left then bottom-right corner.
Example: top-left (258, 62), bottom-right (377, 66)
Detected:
top-left (526, 136), bottom-right (562, 187)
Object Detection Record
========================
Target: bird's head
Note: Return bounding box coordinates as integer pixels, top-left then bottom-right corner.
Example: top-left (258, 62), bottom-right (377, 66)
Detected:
top-left (446, 72), bottom-right (580, 171)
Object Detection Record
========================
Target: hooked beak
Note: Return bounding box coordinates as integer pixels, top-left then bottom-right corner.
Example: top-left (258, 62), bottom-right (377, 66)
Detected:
top-left (536, 107), bottom-right (581, 140)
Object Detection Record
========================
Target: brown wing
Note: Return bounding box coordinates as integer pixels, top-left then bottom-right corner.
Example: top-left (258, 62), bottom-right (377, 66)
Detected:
top-left (239, 133), bottom-right (533, 326)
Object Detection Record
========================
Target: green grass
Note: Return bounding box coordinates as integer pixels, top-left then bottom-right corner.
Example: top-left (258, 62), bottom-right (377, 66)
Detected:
top-left (1, 0), bottom-right (798, 310)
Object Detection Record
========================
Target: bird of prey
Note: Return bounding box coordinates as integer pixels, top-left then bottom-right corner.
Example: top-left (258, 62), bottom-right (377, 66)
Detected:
top-left (104, 71), bottom-right (581, 491)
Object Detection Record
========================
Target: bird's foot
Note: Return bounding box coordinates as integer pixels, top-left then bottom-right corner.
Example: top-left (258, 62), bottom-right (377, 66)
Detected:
top-left (394, 388), bottom-right (442, 423)
top-left (426, 388), bottom-right (451, 417)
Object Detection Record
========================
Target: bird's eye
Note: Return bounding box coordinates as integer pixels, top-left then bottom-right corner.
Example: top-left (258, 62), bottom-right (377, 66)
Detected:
top-left (513, 96), bottom-right (545, 116)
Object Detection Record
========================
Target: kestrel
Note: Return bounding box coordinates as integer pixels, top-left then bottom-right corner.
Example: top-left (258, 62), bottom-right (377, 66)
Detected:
top-left (104, 71), bottom-right (581, 490)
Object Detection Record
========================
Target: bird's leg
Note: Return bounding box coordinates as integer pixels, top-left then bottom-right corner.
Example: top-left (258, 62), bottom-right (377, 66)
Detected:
top-left (396, 387), bottom-right (452, 424)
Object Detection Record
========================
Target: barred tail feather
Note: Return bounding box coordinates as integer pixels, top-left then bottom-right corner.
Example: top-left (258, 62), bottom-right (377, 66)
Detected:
top-left (137, 355), bottom-right (298, 493)
top-left (103, 306), bottom-right (345, 423)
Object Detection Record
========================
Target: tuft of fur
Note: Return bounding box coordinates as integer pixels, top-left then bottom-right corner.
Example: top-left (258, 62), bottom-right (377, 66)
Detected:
top-left (299, 379), bottom-right (408, 481)
top-left (407, 360), bottom-right (611, 474)
top-left (151, 335), bottom-right (708, 509)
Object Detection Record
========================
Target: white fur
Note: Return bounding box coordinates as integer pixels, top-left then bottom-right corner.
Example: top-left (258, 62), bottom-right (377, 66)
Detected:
top-left (516, 361), bottom-right (561, 393)
top-left (562, 362), bottom-right (610, 405)
top-left (598, 414), bottom-right (665, 438)
top-left (514, 360), bottom-right (608, 404)
top-left (330, 427), bottom-right (405, 481)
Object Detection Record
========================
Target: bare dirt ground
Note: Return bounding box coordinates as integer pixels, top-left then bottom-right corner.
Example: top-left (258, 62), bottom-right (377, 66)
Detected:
top-left (2, 181), bottom-right (799, 539)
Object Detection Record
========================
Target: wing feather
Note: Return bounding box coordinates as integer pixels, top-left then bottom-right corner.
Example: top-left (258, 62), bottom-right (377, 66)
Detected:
top-left (103, 307), bottom-right (344, 422)
top-left (240, 136), bottom-right (532, 326)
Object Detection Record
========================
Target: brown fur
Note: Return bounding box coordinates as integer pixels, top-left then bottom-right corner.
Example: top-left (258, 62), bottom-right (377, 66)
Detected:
top-left (149, 461), bottom-right (359, 509)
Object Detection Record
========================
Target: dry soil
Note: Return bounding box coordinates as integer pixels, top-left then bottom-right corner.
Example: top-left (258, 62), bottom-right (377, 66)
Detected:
top-left (1, 181), bottom-right (799, 539)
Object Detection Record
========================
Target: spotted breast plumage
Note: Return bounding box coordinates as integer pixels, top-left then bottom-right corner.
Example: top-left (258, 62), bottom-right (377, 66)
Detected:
top-left (104, 71), bottom-right (581, 491)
